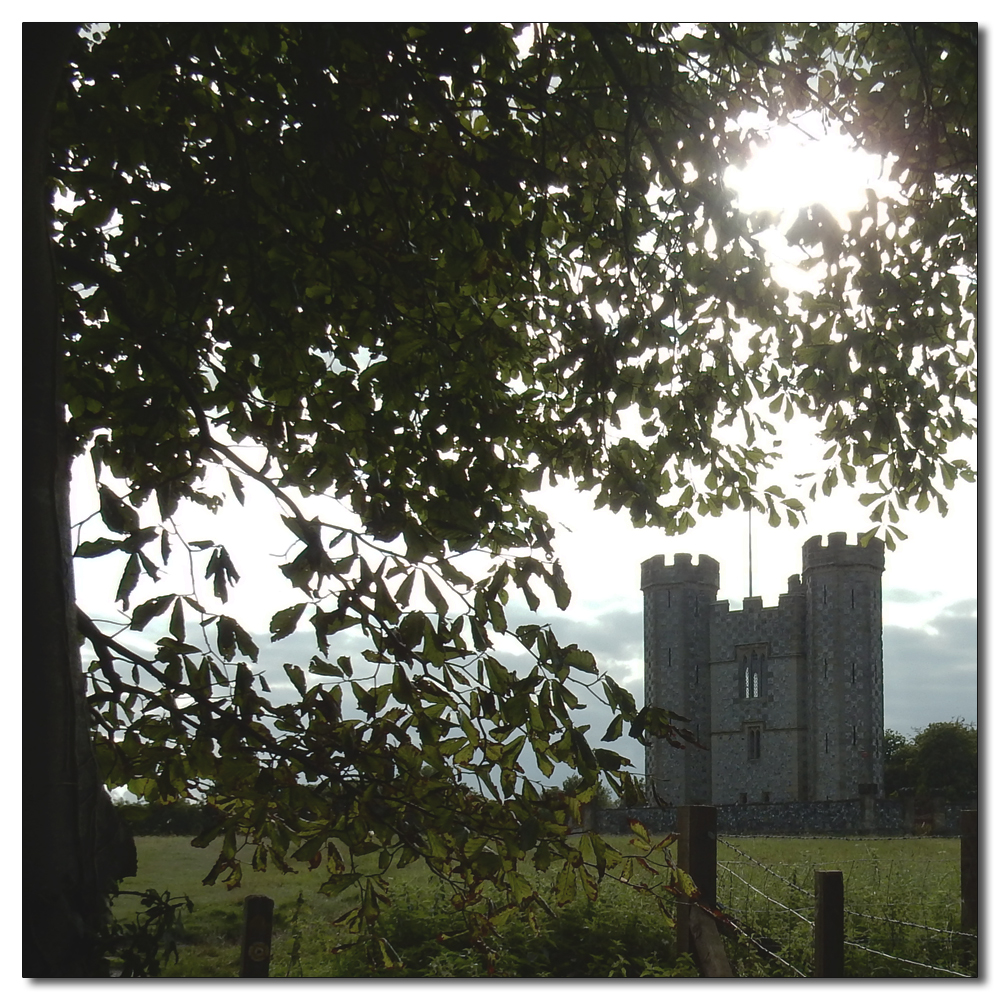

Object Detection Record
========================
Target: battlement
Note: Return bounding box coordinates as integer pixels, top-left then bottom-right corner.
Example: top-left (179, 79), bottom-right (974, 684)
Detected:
top-left (641, 552), bottom-right (720, 590)
top-left (802, 532), bottom-right (885, 572)
top-left (711, 586), bottom-right (805, 618)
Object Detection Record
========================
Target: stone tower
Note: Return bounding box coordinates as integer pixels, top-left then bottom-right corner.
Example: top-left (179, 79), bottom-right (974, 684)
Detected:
top-left (802, 532), bottom-right (885, 801)
top-left (642, 533), bottom-right (885, 805)
top-left (641, 552), bottom-right (719, 805)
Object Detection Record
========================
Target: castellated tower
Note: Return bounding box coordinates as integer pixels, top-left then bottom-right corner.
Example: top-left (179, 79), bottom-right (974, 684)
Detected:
top-left (641, 553), bottom-right (719, 805)
top-left (642, 533), bottom-right (885, 805)
top-left (803, 532), bottom-right (885, 801)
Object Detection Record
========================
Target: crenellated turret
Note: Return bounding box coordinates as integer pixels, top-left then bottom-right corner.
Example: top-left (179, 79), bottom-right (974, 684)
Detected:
top-left (641, 552), bottom-right (720, 591)
top-left (641, 553), bottom-right (718, 806)
top-left (803, 533), bottom-right (885, 801)
top-left (803, 532), bottom-right (885, 573)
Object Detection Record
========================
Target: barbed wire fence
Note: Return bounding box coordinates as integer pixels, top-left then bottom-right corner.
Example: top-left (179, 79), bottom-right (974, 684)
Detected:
top-left (715, 834), bottom-right (977, 978)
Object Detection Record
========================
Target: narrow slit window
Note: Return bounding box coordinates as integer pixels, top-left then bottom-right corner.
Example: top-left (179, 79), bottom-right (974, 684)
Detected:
top-left (740, 647), bottom-right (765, 698)
top-left (747, 726), bottom-right (761, 760)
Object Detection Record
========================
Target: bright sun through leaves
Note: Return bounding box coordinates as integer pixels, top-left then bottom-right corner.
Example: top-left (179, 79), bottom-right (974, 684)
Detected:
top-left (725, 113), bottom-right (895, 293)
top-left (728, 112), bottom-right (890, 224)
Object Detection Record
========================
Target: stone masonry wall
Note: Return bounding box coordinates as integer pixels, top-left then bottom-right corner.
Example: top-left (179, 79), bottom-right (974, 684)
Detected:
top-left (592, 799), bottom-right (971, 838)
top-left (594, 802), bottom-right (883, 836)
top-left (709, 585), bottom-right (807, 804)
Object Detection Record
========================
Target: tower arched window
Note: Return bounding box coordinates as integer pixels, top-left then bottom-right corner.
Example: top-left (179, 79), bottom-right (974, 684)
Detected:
top-left (740, 645), bottom-right (765, 698)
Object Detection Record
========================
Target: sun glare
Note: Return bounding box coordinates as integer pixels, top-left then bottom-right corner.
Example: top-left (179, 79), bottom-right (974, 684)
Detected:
top-left (727, 114), bottom-right (891, 227)
top-left (723, 115), bottom-right (896, 292)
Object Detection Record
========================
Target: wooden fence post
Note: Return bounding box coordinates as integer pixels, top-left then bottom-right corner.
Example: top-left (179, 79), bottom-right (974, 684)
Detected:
top-left (240, 894), bottom-right (274, 977)
top-left (814, 870), bottom-right (844, 977)
top-left (960, 809), bottom-right (977, 932)
top-left (676, 805), bottom-right (716, 956)
top-left (676, 805), bottom-right (732, 976)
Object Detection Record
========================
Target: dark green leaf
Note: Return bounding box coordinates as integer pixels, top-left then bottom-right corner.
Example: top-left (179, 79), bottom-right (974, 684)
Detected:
top-left (270, 603), bottom-right (307, 642)
top-left (129, 594), bottom-right (174, 631)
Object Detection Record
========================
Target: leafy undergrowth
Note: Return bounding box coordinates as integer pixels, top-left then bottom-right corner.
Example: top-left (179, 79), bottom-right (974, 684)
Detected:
top-left (112, 835), bottom-right (697, 977)
top-left (148, 880), bottom-right (697, 978)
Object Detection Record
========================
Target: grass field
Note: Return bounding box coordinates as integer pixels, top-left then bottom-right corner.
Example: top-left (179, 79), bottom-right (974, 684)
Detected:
top-left (110, 834), bottom-right (975, 977)
top-left (714, 836), bottom-right (975, 977)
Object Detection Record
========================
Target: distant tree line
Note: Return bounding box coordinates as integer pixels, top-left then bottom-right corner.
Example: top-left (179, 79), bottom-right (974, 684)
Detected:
top-left (114, 800), bottom-right (222, 838)
top-left (884, 720), bottom-right (977, 802)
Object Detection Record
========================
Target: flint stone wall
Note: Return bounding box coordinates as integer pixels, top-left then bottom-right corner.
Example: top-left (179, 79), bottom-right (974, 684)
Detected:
top-left (590, 798), bottom-right (973, 838)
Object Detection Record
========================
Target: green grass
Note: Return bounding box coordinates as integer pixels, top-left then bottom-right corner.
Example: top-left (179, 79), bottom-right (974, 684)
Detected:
top-left (111, 835), bottom-right (976, 978)
top-left (712, 837), bottom-right (976, 978)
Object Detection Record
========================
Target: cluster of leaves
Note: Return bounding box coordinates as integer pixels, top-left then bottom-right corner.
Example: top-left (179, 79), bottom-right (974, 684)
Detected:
top-left (49, 22), bottom-right (976, 966)
top-left (102, 888), bottom-right (194, 978)
top-left (776, 24), bottom-right (977, 545)
top-left (884, 720), bottom-right (977, 801)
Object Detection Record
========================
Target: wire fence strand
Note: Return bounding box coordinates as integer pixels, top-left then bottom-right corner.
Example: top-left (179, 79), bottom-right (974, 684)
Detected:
top-left (712, 836), bottom-right (977, 978)
top-left (721, 864), bottom-right (814, 927)
top-left (844, 940), bottom-right (973, 978)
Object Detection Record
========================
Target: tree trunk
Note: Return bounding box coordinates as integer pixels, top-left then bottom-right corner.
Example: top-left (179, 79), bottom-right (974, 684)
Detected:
top-left (23, 22), bottom-right (136, 977)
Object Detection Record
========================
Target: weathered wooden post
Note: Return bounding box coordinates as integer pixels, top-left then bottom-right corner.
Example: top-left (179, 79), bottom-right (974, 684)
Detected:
top-left (677, 805), bottom-right (732, 976)
top-left (960, 809), bottom-right (977, 931)
top-left (814, 870), bottom-right (844, 977)
top-left (676, 806), bottom-right (715, 955)
top-left (240, 894), bottom-right (274, 977)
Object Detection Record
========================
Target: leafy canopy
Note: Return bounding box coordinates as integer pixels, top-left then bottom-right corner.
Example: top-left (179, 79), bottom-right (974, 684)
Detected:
top-left (52, 22), bottom-right (976, 961)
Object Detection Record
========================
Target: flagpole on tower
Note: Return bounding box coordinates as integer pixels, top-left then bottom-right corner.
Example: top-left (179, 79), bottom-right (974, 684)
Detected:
top-left (748, 504), bottom-right (754, 598)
